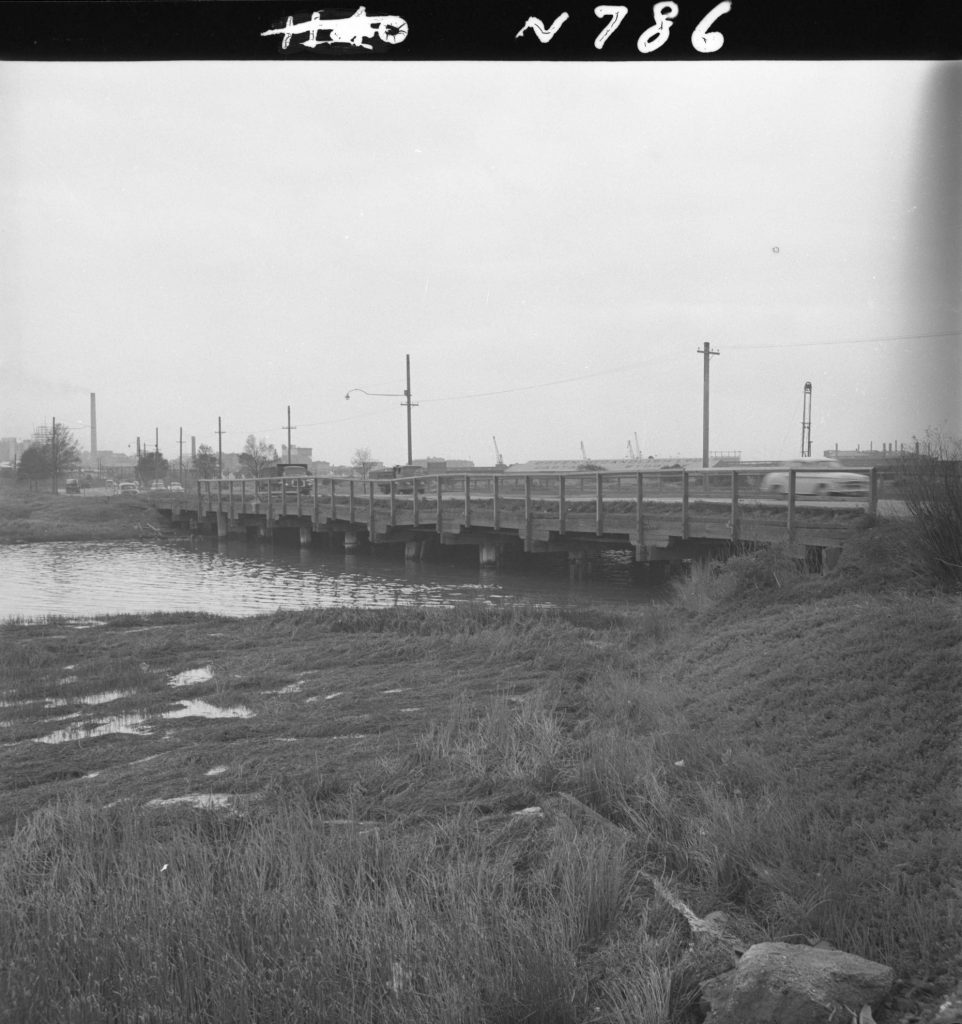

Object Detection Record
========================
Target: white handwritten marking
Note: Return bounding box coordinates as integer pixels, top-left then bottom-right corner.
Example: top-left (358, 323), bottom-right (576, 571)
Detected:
top-left (593, 5), bottom-right (628, 49)
top-left (637, 1), bottom-right (678, 53)
top-left (261, 8), bottom-right (408, 52)
top-left (690, 0), bottom-right (732, 53)
top-left (515, 13), bottom-right (570, 42)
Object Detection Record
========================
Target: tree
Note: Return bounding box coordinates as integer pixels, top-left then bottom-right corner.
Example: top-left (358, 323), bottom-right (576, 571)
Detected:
top-left (17, 445), bottom-right (51, 489)
top-left (351, 447), bottom-right (375, 478)
top-left (137, 451), bottom-right (169, 486)
top-left (17, 424), bottom-right (80, 491)
top-left (193, 444), bottom-right (218, 479)
top-left (238, 435), bottom-right (278, 478)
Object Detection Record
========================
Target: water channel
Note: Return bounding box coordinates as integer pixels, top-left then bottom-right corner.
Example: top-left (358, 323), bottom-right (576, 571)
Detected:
top-left (0, 538), bottom-right (668, 621)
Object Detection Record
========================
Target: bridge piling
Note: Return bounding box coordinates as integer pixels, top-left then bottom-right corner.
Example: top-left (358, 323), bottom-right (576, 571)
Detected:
top-left (479, 539), bottom-right (500, 568)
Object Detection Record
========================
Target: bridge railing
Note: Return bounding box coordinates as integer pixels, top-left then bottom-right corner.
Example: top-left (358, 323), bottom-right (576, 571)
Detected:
top-left (192, 467), bottom-right (878, 541)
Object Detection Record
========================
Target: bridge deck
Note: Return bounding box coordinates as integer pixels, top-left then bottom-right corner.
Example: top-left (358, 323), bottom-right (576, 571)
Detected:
top-left (154, 468), bottom-right (878, 560)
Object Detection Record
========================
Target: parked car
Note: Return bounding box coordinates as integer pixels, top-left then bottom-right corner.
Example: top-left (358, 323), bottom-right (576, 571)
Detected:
top-left (117, 482), bottom-right (140, 496)
top-left (760, 458), bottom-right (870, 497)
top-left (168, 482), bottom-right (185, 494)
top-left (64, 478), bottom-right (81, 494)
top-left (148, 480), bottom-right (167, 492)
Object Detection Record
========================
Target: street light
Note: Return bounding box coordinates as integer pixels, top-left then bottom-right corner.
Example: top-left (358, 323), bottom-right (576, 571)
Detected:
top-left (345, 353), bottom-right (417, 466)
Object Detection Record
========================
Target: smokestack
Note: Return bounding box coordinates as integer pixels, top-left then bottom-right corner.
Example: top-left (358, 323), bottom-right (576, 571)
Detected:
top-left (90, 393), bottom-right (98, 456)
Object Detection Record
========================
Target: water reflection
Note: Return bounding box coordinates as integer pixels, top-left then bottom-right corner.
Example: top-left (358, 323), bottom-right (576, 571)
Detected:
top-left (0, 538), bottom-right (665, 621)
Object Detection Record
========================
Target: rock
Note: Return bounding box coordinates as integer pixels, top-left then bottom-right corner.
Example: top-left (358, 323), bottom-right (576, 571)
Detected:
top-left (700, 941), bottom-right (894, 1024)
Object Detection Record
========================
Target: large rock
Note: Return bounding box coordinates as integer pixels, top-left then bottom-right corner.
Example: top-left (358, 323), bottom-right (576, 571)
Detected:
top-left (700, 941), bottom-right (894, 1024)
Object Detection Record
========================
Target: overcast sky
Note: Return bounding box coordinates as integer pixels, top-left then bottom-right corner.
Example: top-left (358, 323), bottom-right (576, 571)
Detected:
top-left (1, 59), bottom-right (958, 466)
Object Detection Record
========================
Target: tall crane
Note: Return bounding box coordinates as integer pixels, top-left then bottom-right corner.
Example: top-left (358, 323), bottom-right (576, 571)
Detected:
top-left (492, 436), bottom-right (505, 467)
top-left (800, 382), bottom-right (813, 457)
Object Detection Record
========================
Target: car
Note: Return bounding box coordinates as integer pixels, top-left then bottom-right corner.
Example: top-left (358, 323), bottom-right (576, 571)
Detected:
top-left (64, 478), bottom-right (81, 494)
top-left (168, 482), bottom-right (185, 494)
top-left (148, 480), bottom-right (168, 492)
top-left (117, 482), bottom-right (140, 496)
top-left (760, 458), bottom-right (870, 497)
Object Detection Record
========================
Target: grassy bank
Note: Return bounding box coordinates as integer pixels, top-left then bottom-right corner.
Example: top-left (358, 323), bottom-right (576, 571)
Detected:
top-left (0, 486), bottom-right (173, 543)
top-left (0, 524), bottom-right (959, 1023)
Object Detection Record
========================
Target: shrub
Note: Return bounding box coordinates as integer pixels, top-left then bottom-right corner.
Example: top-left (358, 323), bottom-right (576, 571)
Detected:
top-left (898, 431), bottom-right (962, 589)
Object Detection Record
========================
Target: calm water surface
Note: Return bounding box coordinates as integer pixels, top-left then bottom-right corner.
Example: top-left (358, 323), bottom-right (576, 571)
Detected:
top-left (0, 539), bottom-right (665, 621)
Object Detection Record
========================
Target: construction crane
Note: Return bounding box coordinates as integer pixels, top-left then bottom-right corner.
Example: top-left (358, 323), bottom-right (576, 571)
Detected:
top-left (800, 382), bottom-right (813, 457)
top-left (580, 441), bottom-right (589, 462)
top-left (627, 440), bottom-right (635, 458)
top-left (492, 436), bottom-right (505, 467)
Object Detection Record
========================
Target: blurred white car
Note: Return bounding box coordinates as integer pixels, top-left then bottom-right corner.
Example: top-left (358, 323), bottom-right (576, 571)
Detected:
top-left (761, 458), bottom-right (870, 497)
top-left (117, 482), bottom-right (140, 496)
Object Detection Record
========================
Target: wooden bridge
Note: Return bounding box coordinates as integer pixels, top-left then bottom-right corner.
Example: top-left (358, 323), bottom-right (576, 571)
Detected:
top-left (153, 466), bottom-right (879, 570)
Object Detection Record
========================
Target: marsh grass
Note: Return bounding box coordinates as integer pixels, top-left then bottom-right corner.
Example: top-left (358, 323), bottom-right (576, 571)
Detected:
top-left (1, 526), bottom-right (960, 1022)
top-left (0, 487), bottom-right (173, 543)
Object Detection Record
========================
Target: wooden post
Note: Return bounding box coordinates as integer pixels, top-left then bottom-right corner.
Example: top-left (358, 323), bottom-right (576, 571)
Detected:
top-left (436, 475), bottom-right (443, 534)
top-left (524, 475), bottom-right (532, 546)
top-left (868, 467), bottom-right (878, 516)
top-left (558, 475), bottom-right (566, 535)
top-left (267, 476), bottom-right (273, 528)
top-left (368, 480), bottom-right (375, 538)
top-left (389, 479), bottom-right (396, 527)
top-left (330, 476), bottom-right (336, 521)
top-left (596, 473), bottom-right (604, 536)
top-left (681, 470), bottom-right (690, 539)
top-left (228, 478), bottom-right (234, 521)
top-left (787, 469), bottom-right (797, 542)
top-left (635, 471), bottom-right (644, 551)
top-left (348, 478), bottom-right (355, 525)
top-left (312, 476), bottom-right (318, 527)
top-left (412, 477), bottom-right (420, 527)
top-left (493, 474), bottom-right (500, 530)
top-left (464, 474), bottom-right (472, 528)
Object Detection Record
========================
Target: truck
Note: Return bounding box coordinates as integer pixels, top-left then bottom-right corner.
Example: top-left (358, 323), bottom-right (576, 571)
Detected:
top-left (368, 465), bottom-right (426, 495)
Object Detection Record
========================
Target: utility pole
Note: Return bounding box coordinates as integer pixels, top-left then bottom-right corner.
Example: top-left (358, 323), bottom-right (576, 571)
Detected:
top-left (800, 382), bottom-right (813, 457)
top-left (345, 354), bottom-right (417, 466)
top-left (154, 428), bottom-right (159, 457)
top-left (216, 416), bottom-right (225, 478)
top-left (404, 353), bottom-right (415, 466)
top-left (179, 427), bottom-right (184, 485)
top-left (697, 343), bottom-right (720, 468)
top-left (286, 405), bottom-right (294, 465)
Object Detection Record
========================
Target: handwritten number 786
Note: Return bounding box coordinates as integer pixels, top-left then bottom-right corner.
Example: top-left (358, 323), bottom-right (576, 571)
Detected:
top-left (518, 2), bottom-right (733, 52)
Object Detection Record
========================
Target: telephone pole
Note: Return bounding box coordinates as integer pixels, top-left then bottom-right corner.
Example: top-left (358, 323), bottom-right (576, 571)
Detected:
top-left (404, 354), bottom-right (415, 466)
top-left (800, 381), bottom-right (813, 457)
top-left (697, 343), bottom-right (720, 468)
top-left (286, 406), bottom-right (294, 464)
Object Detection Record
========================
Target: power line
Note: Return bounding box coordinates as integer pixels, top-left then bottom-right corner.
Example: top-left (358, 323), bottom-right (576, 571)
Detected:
top-left (727, 330), bottom-right (959, 351)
